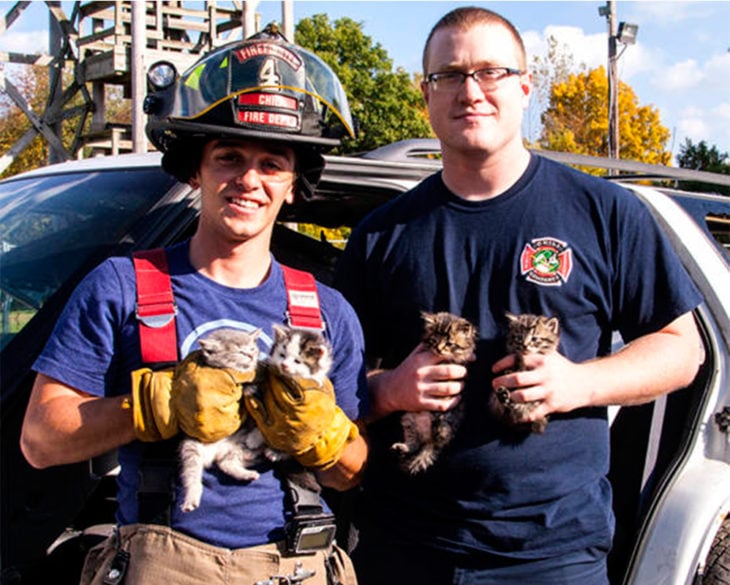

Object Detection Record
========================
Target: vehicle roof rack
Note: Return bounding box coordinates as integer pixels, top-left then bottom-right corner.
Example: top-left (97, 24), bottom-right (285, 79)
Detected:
top-left (361, 139), bottom-right (730, 190)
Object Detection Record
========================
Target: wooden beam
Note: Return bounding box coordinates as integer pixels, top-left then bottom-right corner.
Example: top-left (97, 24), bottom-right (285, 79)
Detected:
top-left (0, 2), bottom-right (32, 36)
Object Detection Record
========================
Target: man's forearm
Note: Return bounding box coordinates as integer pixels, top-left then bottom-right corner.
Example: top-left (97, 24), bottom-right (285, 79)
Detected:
top-left (580, 312), bottom-right (702, 407)
top-left (21, 374), bottom-right (135, 469)
top-left (316, 426), bottom-right (368, 490)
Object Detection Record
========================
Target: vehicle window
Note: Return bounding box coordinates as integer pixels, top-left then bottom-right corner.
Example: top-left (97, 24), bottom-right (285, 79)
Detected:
top-left (706, 213), bottom-right (730, 254)
top-left (0, 168), bottom-right (177, 348)
top-left (664, 191), bottom-right (730, 263)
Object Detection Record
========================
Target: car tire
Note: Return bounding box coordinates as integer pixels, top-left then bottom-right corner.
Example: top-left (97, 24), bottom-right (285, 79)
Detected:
top-left (703, 517), bottom-right (730, 584)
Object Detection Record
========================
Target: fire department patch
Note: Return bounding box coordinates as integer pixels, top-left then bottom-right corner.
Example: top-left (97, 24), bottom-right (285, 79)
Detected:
top-left (520, 237), bottom-right (573, 286)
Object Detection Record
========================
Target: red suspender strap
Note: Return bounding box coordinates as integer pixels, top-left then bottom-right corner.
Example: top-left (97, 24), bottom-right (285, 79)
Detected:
top-left (132, 249), bottom-right (179, 363)
top-left (281, 265), bottom-right (324, 331)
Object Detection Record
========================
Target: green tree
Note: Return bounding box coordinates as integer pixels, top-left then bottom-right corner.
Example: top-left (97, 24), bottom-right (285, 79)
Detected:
top-left (539, 66), bottom-right (671, 167)
top-left (295, 14), bottom-right (432, 153)
top-left (677, 139), bottom-right (729, 174)
top-left (1, 64), bottom-right (98, 178)
top-left (676, 138), bottom-right (730, 195)
top-left (0, 65), bottom-right (50, 179)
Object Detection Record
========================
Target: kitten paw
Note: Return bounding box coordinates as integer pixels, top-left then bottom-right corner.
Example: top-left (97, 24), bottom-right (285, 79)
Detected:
top-left (495, 386), bottom-right (512, 406)
top-left (179, 482), bottom-right (203, 512)
top-left (390, 442), bottom-right (411, 455)
top-left (403, 450), bottom-right (436, 474)
top-left (224, 468), bottom-right (260, 482)
top-left (180, 495), bottom-right (201, 513)
top-left (264, 448), bottom-right (285, 462)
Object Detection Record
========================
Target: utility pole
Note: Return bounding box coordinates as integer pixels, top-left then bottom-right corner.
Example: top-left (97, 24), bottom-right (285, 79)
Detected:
top-left (599, 2), bottom-right (638, 166)
top-left (599, 1), bottom-right (620, 161)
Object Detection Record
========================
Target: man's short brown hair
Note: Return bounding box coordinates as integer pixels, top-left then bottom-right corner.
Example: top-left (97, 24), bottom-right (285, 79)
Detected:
top-left (422, 6), bottom-right (527, 74)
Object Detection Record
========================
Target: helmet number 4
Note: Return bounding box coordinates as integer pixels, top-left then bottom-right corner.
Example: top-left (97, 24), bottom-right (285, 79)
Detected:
top-left (259, 59), bottom-right (281, 88)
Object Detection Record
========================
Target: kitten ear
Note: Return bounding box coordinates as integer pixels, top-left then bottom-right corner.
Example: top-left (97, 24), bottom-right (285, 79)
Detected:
top-left (250, 327), bottom-right (263, 340)
top-left (421, 311), bottom-right (435, 325)
top-left (546, 317), bottom-right (560, 334)
top-left (505, 312), bottom-right (518, 323)
top-left (272, 324), bottom-right (286, 340)
top-left (198, 337), bottom-right (216, 352)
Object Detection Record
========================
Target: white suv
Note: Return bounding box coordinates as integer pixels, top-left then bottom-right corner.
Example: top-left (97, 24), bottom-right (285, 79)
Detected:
top-left (1, 141), bottom-right (728, 585)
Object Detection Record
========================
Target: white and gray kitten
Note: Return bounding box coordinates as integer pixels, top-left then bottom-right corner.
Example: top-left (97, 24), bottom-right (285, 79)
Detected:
top-left (489, 312), bottom-right (560, 434)
top-left (265, 323), bottom-right (333, 384)
top-left (254, 324), bottom-right (333, 492)
top-left (178, 328), bottom-right (277, 513)
top-left (391, 311), bottom-right (477, 474)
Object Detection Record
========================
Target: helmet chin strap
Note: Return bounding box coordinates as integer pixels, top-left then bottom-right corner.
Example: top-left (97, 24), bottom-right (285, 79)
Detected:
top-left (298, 171), bottom-right (318, 201)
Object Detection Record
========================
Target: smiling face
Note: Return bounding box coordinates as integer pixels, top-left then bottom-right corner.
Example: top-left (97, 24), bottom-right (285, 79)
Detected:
top-left (422, 22), bottom-right (531, 160)
top-left (191, 138), bottom-right (296, 248)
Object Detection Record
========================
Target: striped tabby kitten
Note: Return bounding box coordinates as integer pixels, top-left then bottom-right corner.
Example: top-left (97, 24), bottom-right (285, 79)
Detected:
top-left (391, 311), bottom-right (477, 474)
top-left (490, 312), bottom-right (560, 434)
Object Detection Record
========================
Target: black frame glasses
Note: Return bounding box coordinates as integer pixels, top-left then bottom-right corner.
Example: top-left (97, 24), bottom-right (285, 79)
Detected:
top-left (425, 67), bottom-right (524, 92)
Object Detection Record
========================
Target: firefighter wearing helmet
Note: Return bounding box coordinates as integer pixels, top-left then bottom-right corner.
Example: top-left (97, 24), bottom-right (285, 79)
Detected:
top-left (144, 23), bottom-right (355, 197)
top-left (22, 25), bottom-right (366, 585)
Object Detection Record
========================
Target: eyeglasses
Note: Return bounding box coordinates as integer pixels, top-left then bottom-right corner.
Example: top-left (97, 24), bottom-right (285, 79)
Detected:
top-left (425, 67), bottom-right (524, 92)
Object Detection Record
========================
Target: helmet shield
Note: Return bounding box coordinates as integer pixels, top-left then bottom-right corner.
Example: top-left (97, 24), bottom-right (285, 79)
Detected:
top-left (147, 36), bottom-right (354, 152)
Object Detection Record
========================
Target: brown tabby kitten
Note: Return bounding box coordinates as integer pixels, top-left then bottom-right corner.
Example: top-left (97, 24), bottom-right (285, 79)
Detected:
top-left (179, 328), bottom-right (270, 512)
top-left (489, 312), bottom-right (560, 434)
top-left (391, 311), bottom-right (477, 474)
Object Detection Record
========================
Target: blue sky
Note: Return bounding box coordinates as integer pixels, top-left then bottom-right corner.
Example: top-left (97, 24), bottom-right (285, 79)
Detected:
top-left (1, 1), bottom-right (728, 161)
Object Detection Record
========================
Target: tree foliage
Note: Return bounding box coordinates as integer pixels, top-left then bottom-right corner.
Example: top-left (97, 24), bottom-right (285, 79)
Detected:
top-left (0, 65), bottom-right (50, 179)
top-left (677, 139), bottom-right (729, 174)
top-left (0, 64), bottom-right (105, 178)
top-left (538, 66), bottom-right (671, 166)
top-left (526, 35), bottom-right (584, 145)
top-left (676, 138), bottom-right (730, 195)
top-left (295, 14), bottom-right (432, 153)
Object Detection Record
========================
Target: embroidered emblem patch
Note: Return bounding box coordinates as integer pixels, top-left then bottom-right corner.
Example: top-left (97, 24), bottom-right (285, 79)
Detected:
top-left (520, 237), bottom-right (573, 286)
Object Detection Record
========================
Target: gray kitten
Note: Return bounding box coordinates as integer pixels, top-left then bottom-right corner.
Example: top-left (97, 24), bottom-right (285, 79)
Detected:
top-left (489, 312), bottom-right (560, 434)
top-left (391, 311), bottom-right (477, 474)
top-left (178, 328), bottom-right (276, 513)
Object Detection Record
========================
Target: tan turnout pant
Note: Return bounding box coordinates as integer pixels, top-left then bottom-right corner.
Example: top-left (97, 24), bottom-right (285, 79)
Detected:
top-left (80, 524), bottom-right (357, 585)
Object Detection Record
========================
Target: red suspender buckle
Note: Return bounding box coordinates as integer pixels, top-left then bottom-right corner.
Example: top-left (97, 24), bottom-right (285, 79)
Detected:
top-left (281, 265), bottom-right (324, 331)
top-left (132, 249), bottom-right (179, 363)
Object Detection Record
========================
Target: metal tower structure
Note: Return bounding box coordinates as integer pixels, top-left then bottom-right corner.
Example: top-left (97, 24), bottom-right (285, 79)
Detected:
top-left (0, 1), bottom-right (294, 174)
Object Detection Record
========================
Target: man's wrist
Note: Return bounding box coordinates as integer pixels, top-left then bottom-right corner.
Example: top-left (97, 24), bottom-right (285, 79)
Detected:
top-left (366, 369), bottom-right (398, 419)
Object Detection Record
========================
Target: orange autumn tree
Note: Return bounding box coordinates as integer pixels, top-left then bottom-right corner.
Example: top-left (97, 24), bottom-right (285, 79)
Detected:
top-left (539, 66), bottom-right (671, 165)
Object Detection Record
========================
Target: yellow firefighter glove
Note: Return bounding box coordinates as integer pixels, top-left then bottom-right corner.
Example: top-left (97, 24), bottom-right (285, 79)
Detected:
top-left (130, 351), bottom-right (255, 443)
top-left (243, 365), bottom-right (359, 470)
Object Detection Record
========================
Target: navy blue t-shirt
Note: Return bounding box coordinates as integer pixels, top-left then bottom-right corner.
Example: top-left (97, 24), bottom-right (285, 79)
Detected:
top-left (335, 154), bottom-right (701, 560)
top-left (34, 240), bottom-right (368, 549)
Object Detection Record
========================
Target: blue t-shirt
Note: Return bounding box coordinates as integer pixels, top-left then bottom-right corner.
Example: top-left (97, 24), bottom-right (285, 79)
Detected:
top-left (334, 154), bottom-right (701, 560)
top-left (34, 240), bottom-right (368, 549)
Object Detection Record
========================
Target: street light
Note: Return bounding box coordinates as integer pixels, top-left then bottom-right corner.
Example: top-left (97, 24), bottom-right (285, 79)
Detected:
top-left (617, 22), bottom-right (639, 45)
top-left (599, 2), bottom-right (639, 163)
